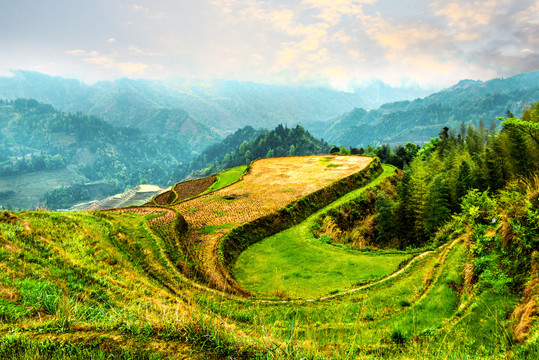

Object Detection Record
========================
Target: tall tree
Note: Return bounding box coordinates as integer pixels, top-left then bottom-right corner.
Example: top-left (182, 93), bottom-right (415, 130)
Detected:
top-left (422, 174), bottom-right (452, 238)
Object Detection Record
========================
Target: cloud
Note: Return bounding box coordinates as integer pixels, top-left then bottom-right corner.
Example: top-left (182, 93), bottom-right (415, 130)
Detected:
top-left (301, 0), bottom-right (375, 25)
top-left (128, 45), bottom-right (160, 56)
top-left (428, 0), bottom-right (539, 75)
top-left (368, 23), bottom-right (444, 51)
top-left (66, 49), bottom-right (148, 75)
top-left (131, 3), bottom-right (168, 20)
top-left (118, 62), bottom-right (148, 73)
top-left (3, 0), bottom-right (538, 89)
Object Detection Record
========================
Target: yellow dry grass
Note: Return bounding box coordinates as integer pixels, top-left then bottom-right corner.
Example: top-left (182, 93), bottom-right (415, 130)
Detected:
top-left (174, 155), bottom-right (372, 228)
top-left (171, 155), bottom-right (373, 293)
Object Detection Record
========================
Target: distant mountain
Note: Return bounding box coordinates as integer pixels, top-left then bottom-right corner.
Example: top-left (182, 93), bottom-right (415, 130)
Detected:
top-left (0, 99), bottom-right (194, 210)
top-left (0, 71), bottom-right (433, 137)
top-left (352, 79), bottom-right (434, 109)
top-left (324, 70), bottom-right (539, 147)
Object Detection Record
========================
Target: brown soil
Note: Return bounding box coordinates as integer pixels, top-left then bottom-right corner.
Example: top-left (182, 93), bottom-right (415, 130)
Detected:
top-left (173, 174), bottom-right (217, 203)
top-left (153, 175), bottom-right (217, 206)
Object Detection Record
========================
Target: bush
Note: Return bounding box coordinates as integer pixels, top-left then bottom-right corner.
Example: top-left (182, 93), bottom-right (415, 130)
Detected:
top-left (460, 189), bottom-right (496, 225)
top-left (390, 328), bottom-right (407, 345)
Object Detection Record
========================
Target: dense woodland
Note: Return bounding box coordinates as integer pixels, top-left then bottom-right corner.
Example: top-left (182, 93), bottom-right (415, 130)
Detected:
top-left (0, 99), bottom-right (192, 208)
top-left (314, 102), bottom-right (539, 306)
top-left (375, 103), bottom-right (539, 247)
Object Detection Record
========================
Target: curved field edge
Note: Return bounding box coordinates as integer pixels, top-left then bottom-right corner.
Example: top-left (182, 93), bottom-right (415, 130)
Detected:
top-left (234, 164), bottom-right (413, 299)
top-left (201, 165), bottom-right (250, 195)
top-left (218, 159), bottom-right (384, 284)
top-left (151, 165), bottom-right (249, 207)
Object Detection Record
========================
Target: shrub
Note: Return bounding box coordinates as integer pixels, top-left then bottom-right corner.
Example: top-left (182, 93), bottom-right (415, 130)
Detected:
top-left (460, 189), bottom-right (496, 225)
top-left (390, 328), bottom-right (407, 345)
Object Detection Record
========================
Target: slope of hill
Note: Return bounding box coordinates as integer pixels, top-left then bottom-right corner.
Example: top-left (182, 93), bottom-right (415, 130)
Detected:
top-left (0, 71), bottom-right (432, 136)
top-left (324, 70), bottom-right (539, 146)
top-left (2, 150), bottom-right (537, 359)
top-left (0, 99), bottom-right (192, 210)
top-left (2, 101), bottom-right (539, 360)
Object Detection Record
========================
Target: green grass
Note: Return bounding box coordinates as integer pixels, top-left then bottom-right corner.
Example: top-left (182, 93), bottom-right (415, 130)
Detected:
top-left (318, 156), bottom-right (334, 163)
top-left (326, 163), bottom-right (341, 168)
top-left (0, 335), bottom-right (165, 360)
top-left (234, 165), bottom-right (412, 298)
top-left (2, 157), bottom-right (534, 359)
top-left (202, 165), bottom-right (248, 195)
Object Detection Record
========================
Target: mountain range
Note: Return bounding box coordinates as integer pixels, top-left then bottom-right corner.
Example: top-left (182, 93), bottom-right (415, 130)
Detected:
top-left (1, 69), bottom-right (539, 209)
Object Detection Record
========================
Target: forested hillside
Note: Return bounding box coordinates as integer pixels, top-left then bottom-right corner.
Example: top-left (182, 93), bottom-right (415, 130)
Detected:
top-left (0, 71), bottom-right (407, 136)
top-left (170, 124), bottom-right (329, 181)
top-left (324, 70), bottom-right (539, 147)
top-left (1, 70), bottom-right (539, 158)
top-left (0, 99), bottom-right (190, 209)
top-left (0, 100), bottom-right (334, 210)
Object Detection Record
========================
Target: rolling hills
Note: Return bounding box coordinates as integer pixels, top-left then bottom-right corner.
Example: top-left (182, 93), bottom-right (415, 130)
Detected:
top-left (323, 70), bottom-right (539, 147)
top-left (0, 70), bottom-right (431, 136)
top-left (1, 154), bottom-right (537, 359)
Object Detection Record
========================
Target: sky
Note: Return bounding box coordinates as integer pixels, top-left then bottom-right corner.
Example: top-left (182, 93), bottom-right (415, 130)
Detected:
top-left (0, 0), bottom-right (538, 89)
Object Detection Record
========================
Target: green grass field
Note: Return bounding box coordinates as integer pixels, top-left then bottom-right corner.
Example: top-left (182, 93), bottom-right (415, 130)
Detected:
top-left (1, 157), bottom-right (537, 359)
top-left (202, 165), bottom-right (248, 195)
top-left (234, 164), bottom-right (413, 298)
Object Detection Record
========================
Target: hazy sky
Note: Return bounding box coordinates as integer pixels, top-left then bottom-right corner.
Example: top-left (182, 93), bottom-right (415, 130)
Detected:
top-left (1, 0), bottom-right (538, 89)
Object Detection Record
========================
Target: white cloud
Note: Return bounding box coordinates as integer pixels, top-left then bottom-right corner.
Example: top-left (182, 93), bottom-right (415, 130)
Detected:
top-left (3, 0), bottom-right (538, 88)
top-left (66, 49), bottom-right (148, 75)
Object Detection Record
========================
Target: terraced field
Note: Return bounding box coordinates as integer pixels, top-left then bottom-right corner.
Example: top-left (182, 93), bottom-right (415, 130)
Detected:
top-left (0, 155), bottom-right (535, 359)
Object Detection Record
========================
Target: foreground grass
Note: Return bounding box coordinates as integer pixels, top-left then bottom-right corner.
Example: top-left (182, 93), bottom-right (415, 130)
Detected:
top-left (0, 335), bottom-right (165, 360)
top-left (0, 210), bottom-right (261, 359)
top-left (234, 165), bottom-right (412, 298)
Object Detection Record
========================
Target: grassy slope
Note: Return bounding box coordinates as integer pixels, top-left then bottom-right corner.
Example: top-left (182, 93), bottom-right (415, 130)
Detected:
top-left (1, 157), bottom-right (537, 359)
top-left (202, 165), bottom-right (248, 194)
top-left (0, 210), bottom-right (241, 359)
top-left (234, 164), bottom-right (412, 298)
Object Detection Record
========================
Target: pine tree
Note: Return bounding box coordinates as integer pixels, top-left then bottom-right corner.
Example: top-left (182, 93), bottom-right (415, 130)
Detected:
top-left (375, 195), bottom-right (397, 246)
top-left (394, 168), bottom-right (415, 246)
top-left (455, 160), bottom-right (472, 204)
top-left (422, 174), bottom-right (452, 238)
top-left (505, 123), bottom-right (530, 177)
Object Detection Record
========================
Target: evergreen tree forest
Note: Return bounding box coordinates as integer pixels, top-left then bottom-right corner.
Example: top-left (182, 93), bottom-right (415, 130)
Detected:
top-left (171, 124), bottom-right (330, 179)
top-left (320, 103), bottom-right (539, 253)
